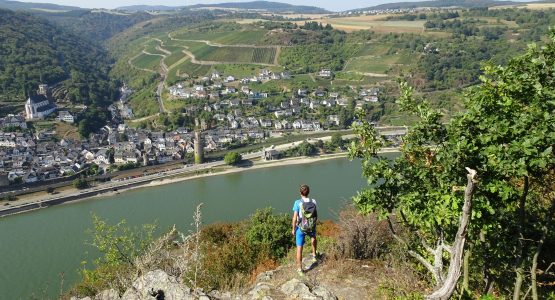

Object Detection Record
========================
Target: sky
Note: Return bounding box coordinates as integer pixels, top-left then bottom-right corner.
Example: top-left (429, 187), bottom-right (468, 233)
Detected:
top-left (18, 0), bottom-right (535, 12)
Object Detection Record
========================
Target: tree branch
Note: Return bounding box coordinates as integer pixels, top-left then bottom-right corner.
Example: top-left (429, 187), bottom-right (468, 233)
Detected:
top-left (426, 168), bottom-right (477, 300)
top-left (387, 216), bottom-right (442, 284)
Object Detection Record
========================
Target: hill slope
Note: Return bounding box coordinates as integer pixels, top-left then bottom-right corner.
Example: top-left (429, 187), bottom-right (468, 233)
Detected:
top-left (119, 1), bottom-right (330, 14)
top-left (350, 0), bottom-right (520, 11)
top-left (0, 9), bottom-right (115, 104)
top-left (0, 0), bottom-right (81, 11)
top-left (31, 10), bottom-right (155, 42)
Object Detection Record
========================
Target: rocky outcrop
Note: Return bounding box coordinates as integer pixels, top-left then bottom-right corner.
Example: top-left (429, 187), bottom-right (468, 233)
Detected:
top-left (121, 270), bottom-right (194, 300)
top-left (73, 268), bottom-right (338, 300)
top-left (244, 269), bottom-right (338, 300)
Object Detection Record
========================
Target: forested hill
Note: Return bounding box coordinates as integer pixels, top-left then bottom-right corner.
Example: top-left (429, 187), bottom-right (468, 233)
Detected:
top-left (350, 0), bottom-right (520, 11)
top-left (190, 1), bottom-right (330, 13)
top-left (0, 0), bottom-right (81, 11)
top-left (0, 9), bottom-right (116, 104)
top-left (120, 1), bottom-right (329, 13)
top-left (31, 10), bottom-right (155, 42)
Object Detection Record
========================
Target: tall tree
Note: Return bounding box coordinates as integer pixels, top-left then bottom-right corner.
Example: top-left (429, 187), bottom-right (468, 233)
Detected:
top-left (349, 31), bottom-right (555, 298)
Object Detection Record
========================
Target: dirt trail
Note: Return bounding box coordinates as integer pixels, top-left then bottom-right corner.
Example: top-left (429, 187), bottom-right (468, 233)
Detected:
top-left (274, 46), bottom-right (281, 65)
top-left (127, 114), bottom-right (159, 123)
top-left (168, 32), bottom-right (275, 49)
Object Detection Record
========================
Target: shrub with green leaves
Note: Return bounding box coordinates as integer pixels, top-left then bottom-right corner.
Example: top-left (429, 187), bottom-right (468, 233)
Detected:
top-left (245, 208), bottom-right (293, 259)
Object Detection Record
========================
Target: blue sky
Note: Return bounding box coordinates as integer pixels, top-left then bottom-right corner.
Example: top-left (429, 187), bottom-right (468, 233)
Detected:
top-left (20, 0), bottom-right (535, 12)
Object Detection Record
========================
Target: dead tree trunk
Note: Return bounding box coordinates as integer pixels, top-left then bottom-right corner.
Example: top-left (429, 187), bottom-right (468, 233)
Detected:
top-left (513, 176), bottom-right (529, 300)
top-left (531, 199), bottom-right (555, 300)
top-left (426, 168), bottom-right (477, 300)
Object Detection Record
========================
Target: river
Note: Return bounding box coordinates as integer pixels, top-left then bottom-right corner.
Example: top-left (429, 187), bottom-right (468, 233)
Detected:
top-left (0, 155), bottom-right (391, 299)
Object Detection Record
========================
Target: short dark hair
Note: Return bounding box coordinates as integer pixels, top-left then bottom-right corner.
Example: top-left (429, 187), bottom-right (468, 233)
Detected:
top-left (300, 184), bottom-right (310, 197)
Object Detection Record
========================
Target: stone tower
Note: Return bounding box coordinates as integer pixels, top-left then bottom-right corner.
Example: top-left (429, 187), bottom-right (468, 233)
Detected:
top-left (194, 130), bottom-right (204, 164)
top-left (38, 84), bottom-right (48, 96)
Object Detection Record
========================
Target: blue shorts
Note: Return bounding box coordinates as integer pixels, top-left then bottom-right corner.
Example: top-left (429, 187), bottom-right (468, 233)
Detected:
top-left (295, 227), bottom-right (316, 247)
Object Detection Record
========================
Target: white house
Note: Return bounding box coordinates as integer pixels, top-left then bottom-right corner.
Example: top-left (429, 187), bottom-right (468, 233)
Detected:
top-left (94, 149), bottom-right (110, 165)
top-left (319, 69), bottom-right (332, 78)
top-left (56, 111), bottom-right (74, 123)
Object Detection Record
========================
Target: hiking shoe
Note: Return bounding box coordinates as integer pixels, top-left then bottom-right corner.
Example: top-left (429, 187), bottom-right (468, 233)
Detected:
top-left (297, 268), bottom-right (305, 277)
top-left (310, 252), bottom-right (320, 263)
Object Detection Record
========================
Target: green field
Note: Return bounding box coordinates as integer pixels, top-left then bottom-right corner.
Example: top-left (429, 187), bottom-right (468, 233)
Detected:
top-left (354, 43), bottom-right (393, 57)
top-left (143, 40), bottom-right (167, 56)
top-left (344, 50), bottom-right (412, 74)
top-left (196, 46), bottom-right (253, 63)
top-left (164, 47), bottom-right (188, 67)
top-left (132, 53), bottom-right (162, 71)
top-left (170, 58), bottom-right (211, 79)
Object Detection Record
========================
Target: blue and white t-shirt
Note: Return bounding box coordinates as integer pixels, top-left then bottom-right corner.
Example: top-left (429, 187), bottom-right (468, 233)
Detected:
top-left (293, 198), bottom-right (317, 217)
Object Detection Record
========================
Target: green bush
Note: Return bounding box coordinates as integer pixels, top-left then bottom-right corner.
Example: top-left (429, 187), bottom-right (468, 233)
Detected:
top-left (197, 207), bottom-right (293, 290)
top-left (224, 152), bottom-right (242, 165)
top-left (73, 178), bottom-right (89, 189)
top-left (246, 208), bottom-right (292, 259)
top-left (68, 215), bottom-right (157, 297)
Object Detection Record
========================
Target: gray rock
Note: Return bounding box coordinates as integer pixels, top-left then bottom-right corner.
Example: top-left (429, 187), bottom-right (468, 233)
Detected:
top-left (312, 286), bottom-right (337, 300)
top-left (199, 296), bottom-right (211, 300)
top-left (120, 269), bottom-right (194, 300)
top-left (280, 279), bottom-right (318, 299)
top-left (248, 282), bottom-right (273, 299)
top-left (255, 270), bottom-right (274, 282)
top-left (95, 289), bottom-right (120, 300)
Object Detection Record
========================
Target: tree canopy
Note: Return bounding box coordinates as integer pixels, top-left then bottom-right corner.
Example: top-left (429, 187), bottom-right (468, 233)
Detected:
top-left (0, 9), bottom-right (116, 104)
top-left (224, 152), bottom-right (242, 165)
top-left (350, 31), bottom-right (555, 299)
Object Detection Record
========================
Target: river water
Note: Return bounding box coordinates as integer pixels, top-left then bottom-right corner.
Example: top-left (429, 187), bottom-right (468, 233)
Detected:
top-left (0, 156), bottom-right (390, 299)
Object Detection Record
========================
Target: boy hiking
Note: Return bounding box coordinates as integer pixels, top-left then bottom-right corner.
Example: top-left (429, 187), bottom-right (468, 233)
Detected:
top-left (291, 184), bottom-right (318, 276)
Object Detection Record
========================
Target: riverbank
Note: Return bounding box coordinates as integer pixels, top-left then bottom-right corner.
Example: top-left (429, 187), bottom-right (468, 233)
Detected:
top-left (0, 148), bottom-right (399, 218)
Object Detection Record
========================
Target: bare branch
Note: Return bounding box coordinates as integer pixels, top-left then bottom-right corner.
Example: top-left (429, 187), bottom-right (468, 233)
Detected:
top-left (427, 168), bottom-right (477, 300)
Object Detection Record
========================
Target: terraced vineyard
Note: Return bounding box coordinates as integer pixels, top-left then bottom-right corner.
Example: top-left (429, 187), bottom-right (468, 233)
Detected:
top-left (131, 53), bottom-right (162, 71)
top-left (195, 46), bottom-right (254, 63)
top-left (163, 46), bottom-right (187, 67)
top-left (251, 48), bottom-right (277, 64)
top-left (344, 43), bottom-right (412, 75)
top-left (172, 29), bottom-right (268, 45)
top-left (168, 58), bottom-right (211, 81)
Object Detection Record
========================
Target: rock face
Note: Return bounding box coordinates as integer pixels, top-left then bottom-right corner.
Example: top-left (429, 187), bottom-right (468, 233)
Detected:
top-left (96, 289), bottom-right (120, 300)
top-left (242, 268), bottom-right (338, 300)
top-left (75, 268), bottom-right (339, 300)
top-left (121, 270), bottom-right (194, 300)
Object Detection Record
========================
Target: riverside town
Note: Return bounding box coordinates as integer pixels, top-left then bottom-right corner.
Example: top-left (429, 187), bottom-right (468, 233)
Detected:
top-left (1, 0), bottom-right (554, 299)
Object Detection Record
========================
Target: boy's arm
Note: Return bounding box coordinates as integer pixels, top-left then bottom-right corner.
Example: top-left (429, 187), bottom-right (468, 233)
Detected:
top-left (291, 211), bottom-right (298, 236)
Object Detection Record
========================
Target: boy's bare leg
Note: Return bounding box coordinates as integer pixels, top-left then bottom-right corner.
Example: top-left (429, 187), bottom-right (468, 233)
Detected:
top-left (296, 246), bottom-right (303, 270)
top-left (311, 237), bottom-right (317, 257)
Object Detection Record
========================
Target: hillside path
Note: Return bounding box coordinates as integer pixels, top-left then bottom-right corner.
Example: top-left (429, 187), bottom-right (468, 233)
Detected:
top-left (167, 32), bottom-right (276, 49)
top-left (180, 48), bottom-right (277, 67)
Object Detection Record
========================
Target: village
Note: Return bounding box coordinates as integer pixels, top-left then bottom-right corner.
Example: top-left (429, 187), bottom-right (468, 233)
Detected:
top-left (0, 68), bottom-right (384, 189)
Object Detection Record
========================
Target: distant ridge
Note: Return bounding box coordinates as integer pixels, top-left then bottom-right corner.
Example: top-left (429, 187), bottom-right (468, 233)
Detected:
top-left (347, 0), bottom-right (547, 12)
top-left (0, 0), bottom-right (82, 11)
top-left (114, 5), bottom-right (180, 11)
top-left (118, 1), bottom-right (330, 14)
